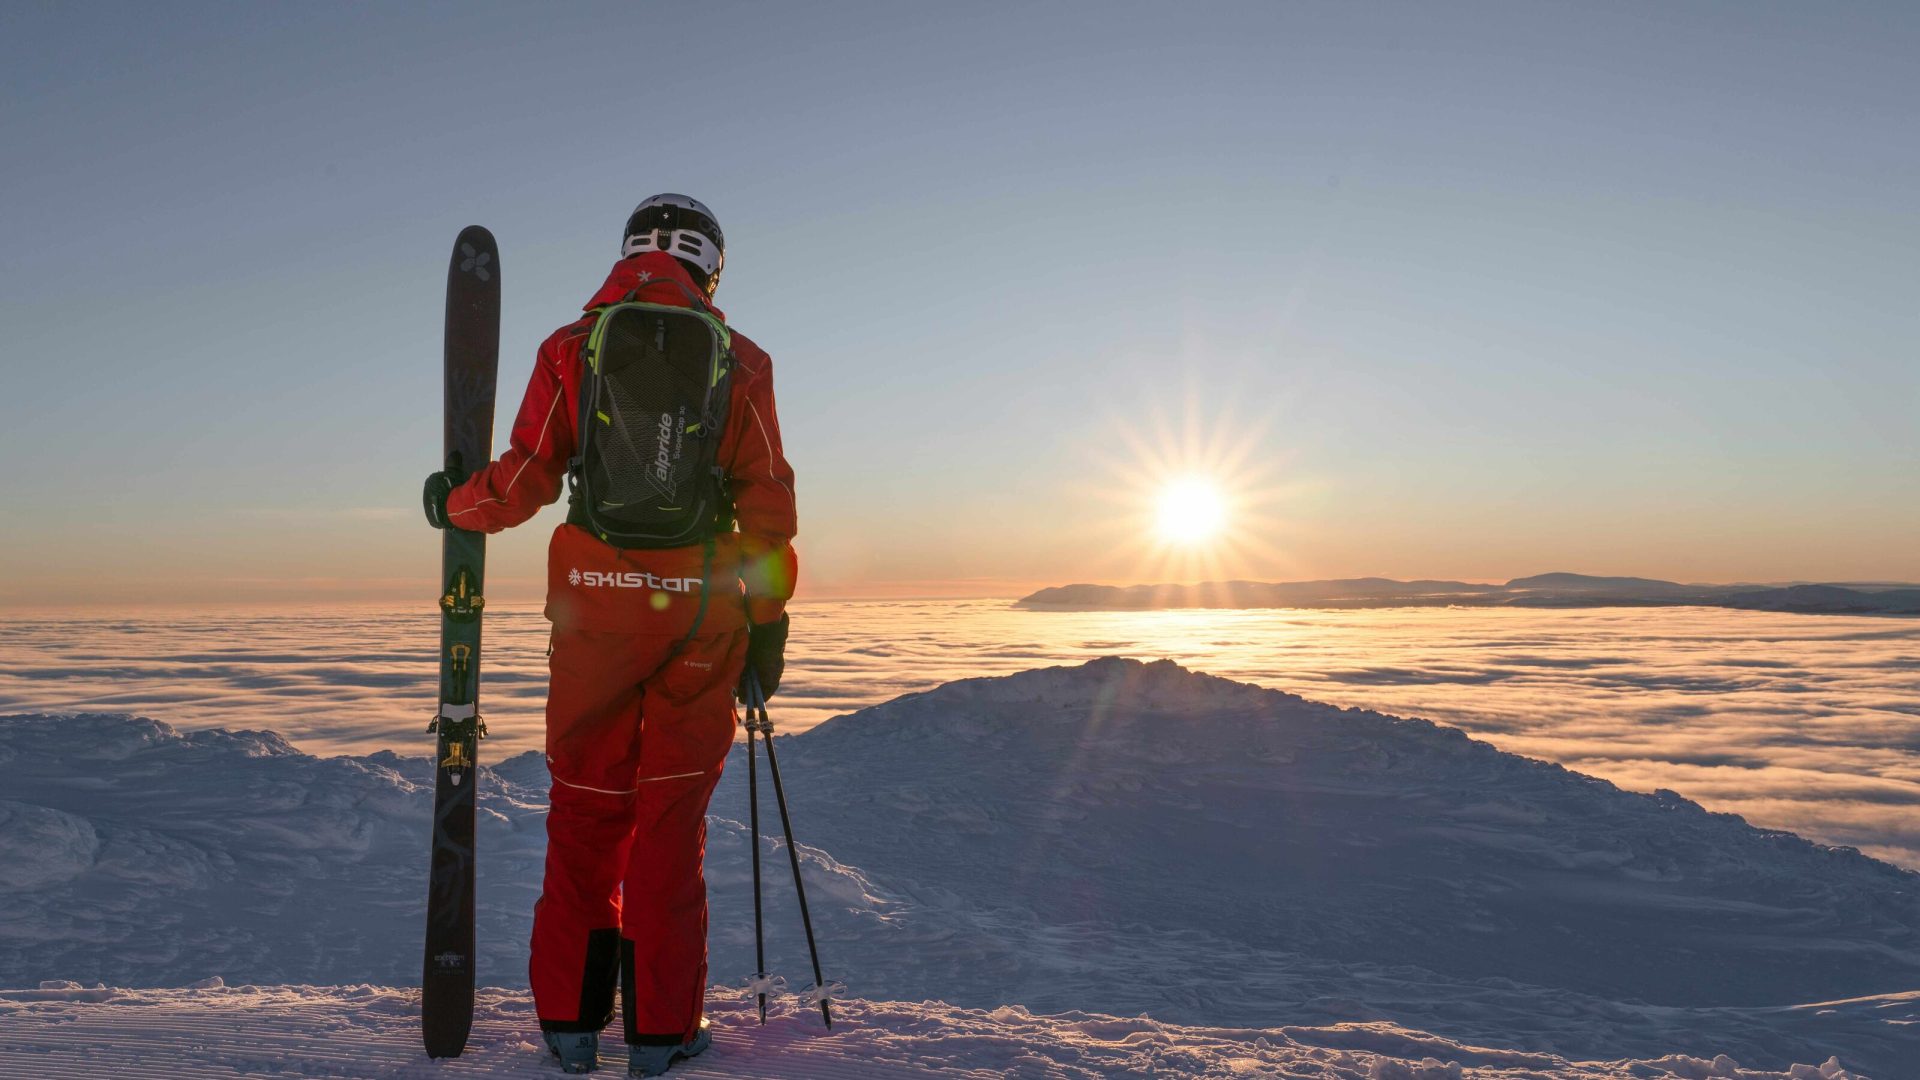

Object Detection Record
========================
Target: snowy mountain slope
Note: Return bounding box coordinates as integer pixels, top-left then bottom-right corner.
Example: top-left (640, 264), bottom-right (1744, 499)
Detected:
top-left (0, 717), bottom-right (547, 989)
top-left (0, 982), bottom-right (1885, 1080)
top-left (753, 659), bottom-right (1920, 1009)
top-left (1, 659), bottom-right (1916, 1073)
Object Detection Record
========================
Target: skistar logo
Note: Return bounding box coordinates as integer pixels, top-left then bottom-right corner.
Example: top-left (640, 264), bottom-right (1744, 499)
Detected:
top-left (569, 568), bottom-right (703, 593)
top-left (434, 951), bottom-right (464, 970)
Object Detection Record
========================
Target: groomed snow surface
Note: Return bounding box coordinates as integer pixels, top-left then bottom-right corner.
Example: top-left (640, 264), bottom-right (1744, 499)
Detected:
top-left (0, 983), bottom-right (1887, 1079)
top-left (2, 658), bottom-right (1915, 1077)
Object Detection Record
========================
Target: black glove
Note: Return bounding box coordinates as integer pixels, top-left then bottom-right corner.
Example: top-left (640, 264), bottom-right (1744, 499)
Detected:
top-left (422, 452), bottom-right (466, 530)
top-left (739, 612), bottom-right (790, 701)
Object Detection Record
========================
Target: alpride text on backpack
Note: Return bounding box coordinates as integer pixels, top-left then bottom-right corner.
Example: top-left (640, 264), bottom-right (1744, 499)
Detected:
top-left (566, 278), bottom-right (736, 551)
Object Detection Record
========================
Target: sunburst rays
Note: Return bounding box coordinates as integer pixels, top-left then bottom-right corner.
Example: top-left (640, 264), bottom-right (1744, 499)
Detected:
top-left (1082, 373), bottom-right (1313, 593)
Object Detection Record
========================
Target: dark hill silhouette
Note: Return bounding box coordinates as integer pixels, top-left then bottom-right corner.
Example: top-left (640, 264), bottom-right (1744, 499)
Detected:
top-left (1020, 574), bottom-right (1920, 615)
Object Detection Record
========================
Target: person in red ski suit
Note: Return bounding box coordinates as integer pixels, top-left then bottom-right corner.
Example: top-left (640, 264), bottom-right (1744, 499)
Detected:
top-left (422, 195), bottom-right (795, 1073)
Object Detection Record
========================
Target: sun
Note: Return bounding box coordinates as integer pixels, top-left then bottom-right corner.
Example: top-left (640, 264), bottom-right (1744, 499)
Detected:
top-left (1077, 372), bottom-right (1314, 587)
top-left (1154, 476), bottom-right (1228, 545)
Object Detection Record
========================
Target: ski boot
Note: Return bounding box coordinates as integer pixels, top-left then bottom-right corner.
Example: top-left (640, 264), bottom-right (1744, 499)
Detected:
top-left (627, 1019), bottom-right (711, 1077)
top-left (544, 1030), bottom-right (600, 1073)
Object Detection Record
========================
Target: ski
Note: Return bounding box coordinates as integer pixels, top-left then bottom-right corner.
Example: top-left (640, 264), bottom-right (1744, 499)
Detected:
top-left (422, 225), bottom-right (500, 1058)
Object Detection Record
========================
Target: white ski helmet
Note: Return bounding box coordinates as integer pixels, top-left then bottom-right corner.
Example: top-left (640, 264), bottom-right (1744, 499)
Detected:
top-left (622, 193), bottom-right (725, 295)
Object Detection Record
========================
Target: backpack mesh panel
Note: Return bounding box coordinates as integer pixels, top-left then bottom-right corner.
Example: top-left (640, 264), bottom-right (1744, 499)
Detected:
top-left (586, 309), bottom-right (717, 530)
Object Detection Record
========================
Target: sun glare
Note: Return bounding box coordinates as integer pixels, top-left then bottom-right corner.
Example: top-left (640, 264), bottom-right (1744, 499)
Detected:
top-left (1079, 369), bottom-right (1312, 588)
top-left (1155, 477), bottom-right (1227, 545)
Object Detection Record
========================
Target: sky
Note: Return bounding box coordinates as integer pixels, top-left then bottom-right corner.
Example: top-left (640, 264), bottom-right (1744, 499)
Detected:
top-left (1, 1), bottom-right (1915, 604)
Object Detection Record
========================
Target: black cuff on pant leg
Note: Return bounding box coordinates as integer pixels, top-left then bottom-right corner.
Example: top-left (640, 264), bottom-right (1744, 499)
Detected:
top-left (627, 1032), bottom-right (689, 1046)
top-left (540, 1018), bottom-right (606, 1034)
top-left (541, 927), bottom-right (620, 1034)
top-left (618, 935), bottom-right (701, 1046)
top-left (621, 936), bottom-right (641, 1044)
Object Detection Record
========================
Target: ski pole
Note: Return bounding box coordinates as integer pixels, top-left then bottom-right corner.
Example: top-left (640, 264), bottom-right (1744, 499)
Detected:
top-left (746, 686), bottom-right (767, 1024)
top-left (745, 672), bottom-right (833, 1029)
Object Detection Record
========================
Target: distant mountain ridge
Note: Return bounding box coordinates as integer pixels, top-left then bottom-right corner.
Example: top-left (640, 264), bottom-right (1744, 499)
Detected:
top-left (1018, 572), bottom-right (1920, 615)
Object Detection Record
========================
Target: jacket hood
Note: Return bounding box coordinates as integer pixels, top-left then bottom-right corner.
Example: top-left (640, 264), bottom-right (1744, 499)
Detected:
top-left (583, 252), bottom-right (725, 321)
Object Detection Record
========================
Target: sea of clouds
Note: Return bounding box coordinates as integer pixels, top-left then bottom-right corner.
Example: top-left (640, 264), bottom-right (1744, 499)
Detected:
top-left (1, 600), bottom-right (1915, 868)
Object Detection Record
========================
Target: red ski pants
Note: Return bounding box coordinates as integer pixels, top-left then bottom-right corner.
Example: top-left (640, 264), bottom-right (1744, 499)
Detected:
top-left (530, 626), bottom-right (744, 1045)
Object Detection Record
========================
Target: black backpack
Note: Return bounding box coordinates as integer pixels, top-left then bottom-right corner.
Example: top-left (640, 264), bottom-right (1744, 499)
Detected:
top-left (567, 282), bottom-right (735, 549)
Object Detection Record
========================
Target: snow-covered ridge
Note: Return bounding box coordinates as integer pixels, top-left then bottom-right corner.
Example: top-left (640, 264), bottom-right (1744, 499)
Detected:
top-left (781, 660), bottom-right (1920, 1006)
top-left (1, 658), bottom-right (1915, 1075)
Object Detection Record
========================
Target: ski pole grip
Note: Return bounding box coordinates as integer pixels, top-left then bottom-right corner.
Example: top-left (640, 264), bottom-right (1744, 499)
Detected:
top-left (742, 670), bottom-right (771, 729)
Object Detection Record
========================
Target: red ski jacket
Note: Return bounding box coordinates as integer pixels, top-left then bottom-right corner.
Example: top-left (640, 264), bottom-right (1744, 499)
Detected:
top-left (445, 252), bottom-right (797, 634)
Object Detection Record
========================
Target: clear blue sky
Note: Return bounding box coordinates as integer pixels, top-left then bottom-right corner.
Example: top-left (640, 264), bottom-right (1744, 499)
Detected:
top-left (2, 2), bottom-right (1914, 604)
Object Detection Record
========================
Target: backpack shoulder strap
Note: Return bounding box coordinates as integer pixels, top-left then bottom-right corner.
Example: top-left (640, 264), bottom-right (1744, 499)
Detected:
top-left (564, 306), bottom-right (614, 505)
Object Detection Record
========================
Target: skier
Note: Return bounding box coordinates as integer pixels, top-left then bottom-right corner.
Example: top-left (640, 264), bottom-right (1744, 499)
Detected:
top-left (422, 194), bottom-right (797, 1075)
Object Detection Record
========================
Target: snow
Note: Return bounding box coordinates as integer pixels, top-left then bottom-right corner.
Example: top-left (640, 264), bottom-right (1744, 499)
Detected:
top-left (0, 984), bottom-right (1884, 1079)
top-left (1, 658), bottom-right (1914, 1077)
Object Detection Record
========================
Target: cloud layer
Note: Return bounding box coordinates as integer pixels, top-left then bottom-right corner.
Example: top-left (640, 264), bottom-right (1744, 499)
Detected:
top-left (1, 602), bottom-right (1915, 867)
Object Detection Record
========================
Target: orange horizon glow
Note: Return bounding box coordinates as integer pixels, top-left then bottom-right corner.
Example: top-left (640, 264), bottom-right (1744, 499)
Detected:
top-left (2, 377), bottom-right (1913, 611)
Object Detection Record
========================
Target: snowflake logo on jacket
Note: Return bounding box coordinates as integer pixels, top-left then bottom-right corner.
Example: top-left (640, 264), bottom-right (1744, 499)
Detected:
top-left (459, 243), bottom-right (492, 282)
top-left (568, 568), bottom-right (582, 587)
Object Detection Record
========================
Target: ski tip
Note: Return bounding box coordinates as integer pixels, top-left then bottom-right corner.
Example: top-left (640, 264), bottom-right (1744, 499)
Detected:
top-left (449, 226), bottom-right (500, 286)
top-left (451, 225), bottom-right (498, 261)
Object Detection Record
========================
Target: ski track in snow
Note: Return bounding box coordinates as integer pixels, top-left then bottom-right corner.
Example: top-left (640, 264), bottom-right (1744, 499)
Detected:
top-left (1, 659), bottom-right (1917, 1076)
top-left (0, 984), bottom-right (1887, 1080)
